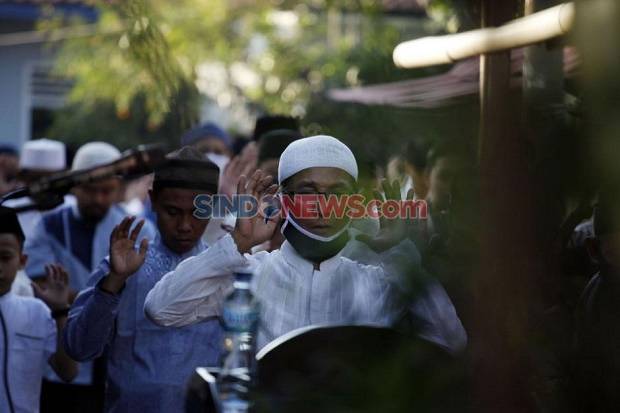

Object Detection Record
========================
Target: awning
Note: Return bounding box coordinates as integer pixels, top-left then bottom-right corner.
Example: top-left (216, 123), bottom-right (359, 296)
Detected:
top-left (327, 46), bottom-right (579, 108)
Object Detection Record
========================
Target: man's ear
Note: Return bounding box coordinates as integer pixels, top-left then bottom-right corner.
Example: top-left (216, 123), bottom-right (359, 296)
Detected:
top-left (585, 237), bottom-right (600, 263)
top-left (19, 253), bottom-right (28, 270)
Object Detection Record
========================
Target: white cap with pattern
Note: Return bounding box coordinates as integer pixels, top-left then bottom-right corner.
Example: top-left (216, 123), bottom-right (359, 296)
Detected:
top-left (72, 141), bottom-right (121, 171)
top-left (20, 138), bottom-right (66, 171)
top-left (277, 135), bottom-right (358, 184)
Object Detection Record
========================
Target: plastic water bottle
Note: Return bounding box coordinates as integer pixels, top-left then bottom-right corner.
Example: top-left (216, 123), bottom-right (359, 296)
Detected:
top-left (217, 272), bottom-right (260, 413)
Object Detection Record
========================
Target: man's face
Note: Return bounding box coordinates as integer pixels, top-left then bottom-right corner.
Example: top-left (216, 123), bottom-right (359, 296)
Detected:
top-left (284, 167), bottom-right (355, 238)
top-left (0, 154), bottom-right (19, 197)
top-left (150, 187), bottom-right (209, 254)
top-left (0, 234), bottom-right (26, 296)
top-left (73, 178), bottom-right (120, 222)
top-left (193, 137), bottom-right (232, 157)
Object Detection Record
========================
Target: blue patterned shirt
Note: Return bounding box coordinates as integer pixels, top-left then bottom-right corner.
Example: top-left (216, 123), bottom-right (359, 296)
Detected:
top-left (64, 235), bottom-right (224, 413)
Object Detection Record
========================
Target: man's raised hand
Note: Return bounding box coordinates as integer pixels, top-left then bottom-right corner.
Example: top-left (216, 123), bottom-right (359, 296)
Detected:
top-left (231, 169), bottom-right (279, 254)
top-left (101, 216), bottom-right (148, 294)
top-left (32, 264), bottom-right (71, 312)
top-left (357, 179), bottom-right (413, 252)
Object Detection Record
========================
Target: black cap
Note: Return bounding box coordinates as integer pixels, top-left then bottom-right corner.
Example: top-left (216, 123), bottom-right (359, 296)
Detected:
top-left (153, 146), bottom-right (220, 194)
top-left (257, 129), bottom-right (303, 165)
top-left (0, 206), bottom-right (25, 246)
top-left (253, 115), bottom-right (300, 141)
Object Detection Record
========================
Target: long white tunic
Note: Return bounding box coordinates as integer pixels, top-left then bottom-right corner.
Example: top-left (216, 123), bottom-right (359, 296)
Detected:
top-left (144, 233), bottom-right (466, 352)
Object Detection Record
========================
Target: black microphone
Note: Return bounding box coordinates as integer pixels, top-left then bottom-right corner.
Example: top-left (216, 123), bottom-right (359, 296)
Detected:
top-left (1, 144), bottom-right (167, 210)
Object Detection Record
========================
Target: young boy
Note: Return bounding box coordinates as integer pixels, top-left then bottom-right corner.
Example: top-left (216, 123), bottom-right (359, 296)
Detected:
top-left (0, 206), bottom-right (77, 413)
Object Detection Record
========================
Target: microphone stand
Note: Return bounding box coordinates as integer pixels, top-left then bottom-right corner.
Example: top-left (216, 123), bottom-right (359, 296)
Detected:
top-left (0, 144), bottom-right (167, 212)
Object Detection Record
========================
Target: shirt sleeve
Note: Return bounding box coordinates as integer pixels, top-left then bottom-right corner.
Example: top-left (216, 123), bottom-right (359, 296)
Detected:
top-left (63, 259), bottom-right (119, 361)
top-left (144, 234), bottom-right (255, 327)
top-left (408, 280), bottom-right (467, 354)
top-left (43, 306), bottom-right (57, 361)
top-left (349, 238), bottom-right (467, 354)
top-left (383, 241), bottom-right (467, 354)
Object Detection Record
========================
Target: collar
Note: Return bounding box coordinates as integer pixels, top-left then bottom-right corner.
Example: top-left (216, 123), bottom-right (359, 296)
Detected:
top-left (280, 240), bottom-right (343, 273)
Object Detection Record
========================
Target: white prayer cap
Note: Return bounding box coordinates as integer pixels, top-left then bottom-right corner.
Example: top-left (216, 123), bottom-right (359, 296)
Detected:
top-left (72, 141), bottom-right (121, 171)
top-left (20, 138), bottom-right (66, 171)
top-left (278, 135), bottom-right (358, 184)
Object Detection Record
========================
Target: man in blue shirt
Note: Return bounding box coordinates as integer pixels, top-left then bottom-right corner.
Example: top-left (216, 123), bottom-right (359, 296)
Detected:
top-left (24, 142), bottom-right (156, 412)
top-left (64, 147), bottom-right (224, 412)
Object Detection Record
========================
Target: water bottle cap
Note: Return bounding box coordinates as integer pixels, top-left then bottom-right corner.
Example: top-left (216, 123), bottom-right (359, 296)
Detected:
top-left (234, 272), bottom-right (252, 283)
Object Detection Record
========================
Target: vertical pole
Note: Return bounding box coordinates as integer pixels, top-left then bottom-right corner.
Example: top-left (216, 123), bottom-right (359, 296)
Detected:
top-left (475, 0), bottom-right (542, 411)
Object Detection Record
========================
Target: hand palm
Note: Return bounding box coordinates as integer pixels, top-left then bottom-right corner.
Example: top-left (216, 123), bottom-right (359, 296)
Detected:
top-left (32, 264), bottom-right (71, 311)
top-left (109, 217), bottom-right (149, 278)
top-left (238, 215), bottom-right (278, 245)
top-left (111, 239), bottom-right (145, 275)
top-left (231, 170), bottom-right (279, 252)
top-left (358, 179), bottom-right (413, 252)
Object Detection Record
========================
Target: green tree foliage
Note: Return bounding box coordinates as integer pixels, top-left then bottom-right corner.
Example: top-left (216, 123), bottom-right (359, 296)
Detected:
top-left (42, 0), bottom-right (475, 152)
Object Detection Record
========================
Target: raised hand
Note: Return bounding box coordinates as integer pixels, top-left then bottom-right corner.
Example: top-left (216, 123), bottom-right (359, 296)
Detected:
top-left (32, 264), bottom-right (71, 311)
top-left (357, 179), bottom-right (413, 252)
top-left (218, 142), bottom-right (258, 199)
top-left (231, 169), bottom-right (280, 253)
top-left (101, 216), bottom-right (149, 294)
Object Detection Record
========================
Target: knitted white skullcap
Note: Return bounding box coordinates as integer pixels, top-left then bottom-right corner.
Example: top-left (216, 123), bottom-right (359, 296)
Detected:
top-left (278, 135), bottom-right (358, 183)
top-left (20, 138), bottom-right (66, 171)
top-left (72, 142), bottom-right (121, 171)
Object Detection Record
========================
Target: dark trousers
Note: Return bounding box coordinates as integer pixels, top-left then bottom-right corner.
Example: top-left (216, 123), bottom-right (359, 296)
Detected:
top-left (40, 380), bottom-right (105, 413)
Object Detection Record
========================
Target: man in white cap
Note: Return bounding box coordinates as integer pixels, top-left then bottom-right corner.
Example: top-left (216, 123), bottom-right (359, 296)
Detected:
top-left (4, 139), bottom-right (71, 297)
top-left (6, 138), bottom-right (70, 238)
top-left (24, 141), bottom-right (155, 413)
top-left (142, 135), bottom-right (465, 353)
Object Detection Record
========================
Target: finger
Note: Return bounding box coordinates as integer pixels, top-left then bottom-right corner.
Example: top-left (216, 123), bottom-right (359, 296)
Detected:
top-left (138, 238), bottom-right (149, 257)
top-left (381, 179), bottom-right (393, 201)
top-left (49, 264), bottom-right (59, 283)
top-left (373, 189), bottom-right (386, 203)
top-left (237, 175), bottom-right (247, 196)
top-left (264, 184), bottom-right (278, 196)
top-left (406, 187), bottom-right (415, 201)
top-left (57, 265), bottom-right (69, 285)
top-left (391, 180), bottom-right (401, 200)
top-left (45, 264), bottom-right (51, 279)
top-left (121, 216), bottom-right (137, 237)
top-left (223, 155), bottom-right (237, 173)
top-left (241, 141), bottom-right (258, 161)
top-left (119, 216), bottom-right (134, 237)
top-left (245, 169), bottom-right (262, 195)
top-left (115, 218), bottom-right (129, 239)
top-left (50, 264), bottom-right (60, 282)
top-left (227, 156), bottom-right (242, 176)
top-left (254, 175), bottom-right (273, 197)
top-left (129, 219), bottom-right (145, 242)
top-left (240, 161), bottom-right (257, 178)
top-left (373, 189), bottom-right (387, 227)
top-left (110, 224), bottom-right (120, 243)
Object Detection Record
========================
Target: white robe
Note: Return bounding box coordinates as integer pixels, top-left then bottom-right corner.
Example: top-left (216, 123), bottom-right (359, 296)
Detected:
top-left (145, 233), bottom-right (466, 353)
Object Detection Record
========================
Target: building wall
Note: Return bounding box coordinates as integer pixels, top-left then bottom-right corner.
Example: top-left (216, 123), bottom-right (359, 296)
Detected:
top-left (0, 42), bottom-right (52, 150)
